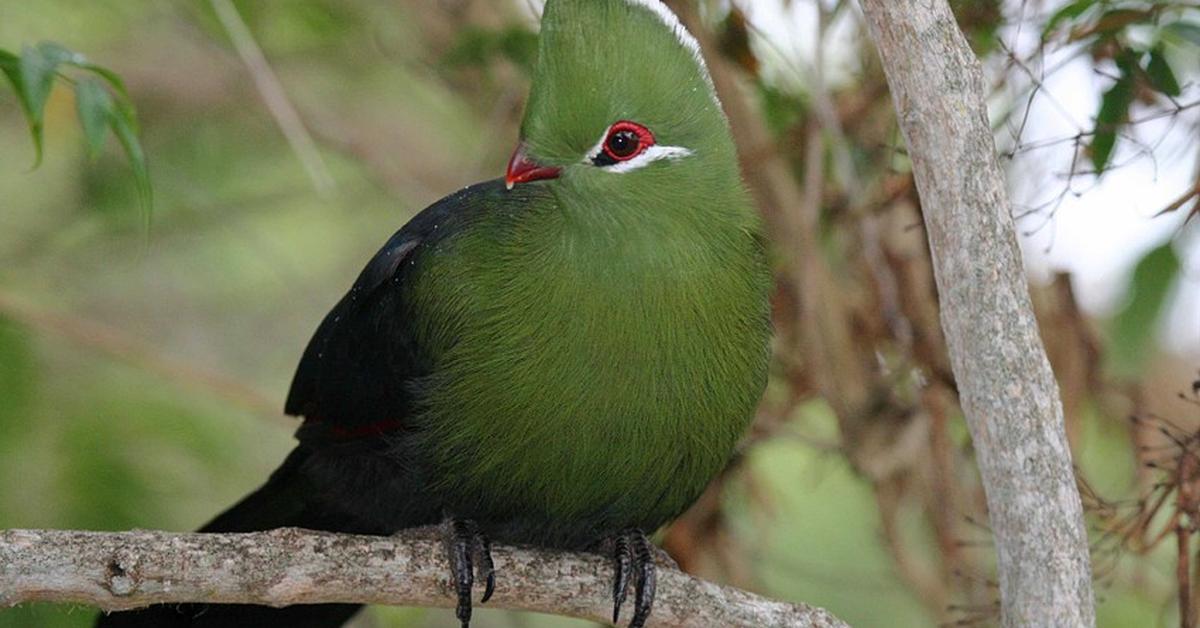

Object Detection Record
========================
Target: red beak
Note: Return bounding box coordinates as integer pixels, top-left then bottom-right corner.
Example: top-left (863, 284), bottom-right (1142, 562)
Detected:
top-left (505, 142), bottom-right (561, 190)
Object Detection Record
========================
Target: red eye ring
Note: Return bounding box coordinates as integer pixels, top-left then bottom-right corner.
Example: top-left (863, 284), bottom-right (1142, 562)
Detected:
top-left (602, 121), bottom-right (655, 162)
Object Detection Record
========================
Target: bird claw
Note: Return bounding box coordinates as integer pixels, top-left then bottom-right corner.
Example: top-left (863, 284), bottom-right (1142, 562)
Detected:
top-left (444, 518), bottom-right (495, 628)
top-left (609, 529), bottom-right (656, 628)
top-left (612, 534), bottom-right (632, 622)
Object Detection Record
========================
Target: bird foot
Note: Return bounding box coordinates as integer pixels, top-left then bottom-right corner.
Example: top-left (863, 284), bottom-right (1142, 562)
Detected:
top-left (608, 529), bottom-right (657, 628)
top-left (442, 518), bottom-right (495, 628)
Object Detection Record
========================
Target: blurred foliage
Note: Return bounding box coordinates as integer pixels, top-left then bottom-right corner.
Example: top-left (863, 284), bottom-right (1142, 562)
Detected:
top-left (0, 41), bottom-right (150, 218)
top-left (0, 317), bottom-right (36, 444)
top-left (951, 0), bottom-right (1004, 53)
top-left (1108, 242), bottom-right (1180, 378)
top-left (0, 1), bottom-right (1198, 628)
top-left (1038, 1), bottom-right (1200, 175)
top-left (444, 26), bottom-right (539, 73)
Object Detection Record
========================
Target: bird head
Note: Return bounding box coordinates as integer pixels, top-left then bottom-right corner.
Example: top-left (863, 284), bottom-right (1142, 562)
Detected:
top-left (506, 0), bottom-right (739, 214)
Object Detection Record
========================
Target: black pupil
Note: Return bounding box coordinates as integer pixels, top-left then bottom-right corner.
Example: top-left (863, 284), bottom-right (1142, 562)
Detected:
top-left (607, 131), bottom-right (640, 158)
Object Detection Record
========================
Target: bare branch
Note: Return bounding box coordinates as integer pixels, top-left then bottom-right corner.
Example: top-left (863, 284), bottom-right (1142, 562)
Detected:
top-left (0, 528), bottom-right (847, 628)
top-left (857, 1), bottom-right (1096, 626)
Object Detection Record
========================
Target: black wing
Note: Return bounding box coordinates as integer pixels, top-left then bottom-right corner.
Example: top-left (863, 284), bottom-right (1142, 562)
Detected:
top-left (284, 180), bottom-right (507, 443)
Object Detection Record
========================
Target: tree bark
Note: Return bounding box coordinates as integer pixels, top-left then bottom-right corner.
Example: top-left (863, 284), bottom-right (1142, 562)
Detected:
top-left (857, 1), bottom-right (1095, 626)
top-left (0, 527), bottom-right (848, 628)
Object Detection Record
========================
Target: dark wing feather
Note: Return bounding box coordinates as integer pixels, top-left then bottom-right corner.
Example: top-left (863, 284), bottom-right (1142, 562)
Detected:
top-left (284, 180), bottom-right (507, 444)
top-left (284, 233), bottom-right (422, 438)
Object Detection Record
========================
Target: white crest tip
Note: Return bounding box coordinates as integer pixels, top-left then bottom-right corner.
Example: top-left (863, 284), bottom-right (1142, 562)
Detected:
top-left (619, 0), bottom-right (721, 108)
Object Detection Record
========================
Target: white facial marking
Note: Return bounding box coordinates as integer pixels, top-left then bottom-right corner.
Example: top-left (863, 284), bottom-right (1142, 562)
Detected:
top-left (619, 0), bottom-right (721, 109)
top-left (607, 145), bottom-right (695, 173)
top-left (585, 129), bottom-right (694, 174)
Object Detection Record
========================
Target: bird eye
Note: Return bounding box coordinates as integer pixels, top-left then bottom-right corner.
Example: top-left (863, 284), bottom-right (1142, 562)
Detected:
top-left (595, 121), bottom-right (655, 166)
top-left (607, 131), bottom-right (639, 158)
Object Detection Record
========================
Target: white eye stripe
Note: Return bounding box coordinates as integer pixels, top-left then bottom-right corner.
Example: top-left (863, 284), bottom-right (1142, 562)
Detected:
top-left (604, 145), bottom-right (694, 173)
top-left (583, 128), bottom-right (694, 174)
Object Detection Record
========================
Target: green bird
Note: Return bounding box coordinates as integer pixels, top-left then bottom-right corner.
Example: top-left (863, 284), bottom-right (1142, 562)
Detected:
top-left (96, 0), bottom-right (770, 626)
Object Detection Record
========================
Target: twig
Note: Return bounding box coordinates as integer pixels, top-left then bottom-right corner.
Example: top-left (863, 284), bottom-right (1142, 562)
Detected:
top-left (1153, 178), bottom-right (1200, 219)
top-left (209, 0), bottom-right (336, 196)
top-left (0, 528), bottom-right (848, 628)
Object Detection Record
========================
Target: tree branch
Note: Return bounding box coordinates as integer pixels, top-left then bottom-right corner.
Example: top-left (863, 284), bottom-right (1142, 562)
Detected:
top-left (857, 1), bottom-right (1095, 626)
top-left (0, 528), bottom-right (848, 628)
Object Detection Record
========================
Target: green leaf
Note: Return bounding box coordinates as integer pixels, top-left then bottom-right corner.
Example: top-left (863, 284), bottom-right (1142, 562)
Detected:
top-left (1090, 134), bottom-right (1118, 176)
top-left (29, 41), bottom-right (134, 111)
top-left (10, 42), bottom-right (84, 167)
top-left (63, 55), bottom-right (138, 133)
top-left (2, 42), bottom-right (152, 222)
top-left (108, 98), bottom-right (153, 224)
top-left (78, 63), bottom-right (133, 116)
top-left (74, 77), bottom-right (114, 160)
top-left (18, 42), bottom-right (82, 163)
top-left (0, 48), bottom-right (25, 115)
top-left (0, 47), bottom-right (17, 73)
top-left (1043, 0), bottom-right (1095, 38)
top-left (1108, 243), bottom-right (1180, 378)
top-left (16, 45), bottom-right (62, 166)
top-left (1166, 22), bottom-right (1200, 46)
top-left (1145, 48), bottom-right (1181, 97)
top-left (73, 58), bottom-right (141, 139)
top-left (1090, 63), bottom-right (1135, 174)
top-left (34, 41), bottom-right (81, 66)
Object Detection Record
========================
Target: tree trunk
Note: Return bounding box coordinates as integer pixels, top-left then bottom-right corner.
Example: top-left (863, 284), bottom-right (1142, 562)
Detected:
top-left (858, 1), bottom-right (1096, 625)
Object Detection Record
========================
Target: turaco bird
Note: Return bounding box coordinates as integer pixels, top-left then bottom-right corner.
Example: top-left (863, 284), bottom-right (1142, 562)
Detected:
top-left (96, 0), bottom-right (770, 626)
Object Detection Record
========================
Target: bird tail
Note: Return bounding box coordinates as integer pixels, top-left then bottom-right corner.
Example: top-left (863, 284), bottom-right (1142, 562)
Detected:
top-left (94, 447), bottom-right (368, 628)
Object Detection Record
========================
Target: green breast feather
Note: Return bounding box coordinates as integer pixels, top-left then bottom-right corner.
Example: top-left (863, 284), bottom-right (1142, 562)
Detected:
top-left (406, 179), bottom-right (771, 537)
